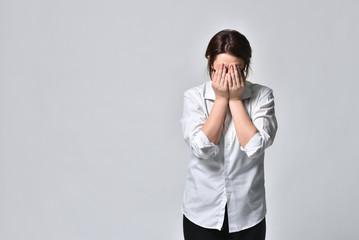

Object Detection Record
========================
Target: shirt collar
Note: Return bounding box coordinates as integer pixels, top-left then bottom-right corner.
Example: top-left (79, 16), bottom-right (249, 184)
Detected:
top-left (204, 81), bottom-right (252, 100)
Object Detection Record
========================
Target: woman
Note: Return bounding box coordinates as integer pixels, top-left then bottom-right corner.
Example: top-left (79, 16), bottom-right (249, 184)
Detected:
top-left (180, 29), bottom-right (278, 240)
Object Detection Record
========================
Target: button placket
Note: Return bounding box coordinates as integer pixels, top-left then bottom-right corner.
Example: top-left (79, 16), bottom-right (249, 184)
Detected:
top-left (223, 108), bottom-right (232, 210)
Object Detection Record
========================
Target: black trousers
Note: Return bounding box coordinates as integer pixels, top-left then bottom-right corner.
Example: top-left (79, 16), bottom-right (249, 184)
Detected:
top-left (183, 206), bottom-right (266, 240)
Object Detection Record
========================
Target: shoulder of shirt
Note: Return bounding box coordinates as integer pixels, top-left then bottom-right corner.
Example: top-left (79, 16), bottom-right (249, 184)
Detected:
top-left (246, 81), bottom-right (274, 101)
top-left (183, 81), bottom-right (209, 100)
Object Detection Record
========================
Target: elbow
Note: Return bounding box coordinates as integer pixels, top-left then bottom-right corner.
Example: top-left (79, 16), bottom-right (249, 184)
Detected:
top-left (190, 143), bottom-right (219, 159)
top-left (245, 145), bottom-right (265, 159)
top-left (186, 130), bottom-right (220, 159)
top-left (242, 131), bottom-right (274, 159)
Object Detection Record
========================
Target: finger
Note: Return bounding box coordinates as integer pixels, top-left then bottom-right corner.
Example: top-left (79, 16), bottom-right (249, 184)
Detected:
top-left (213, 64), bottom-right (221, 83)
top-left (239, 66), bottom-right (245, 87)
top-left (226, 72), bottom-right (232, 88)
top-left (221, 65), bottom-right (227, 87)
top-left (233, 64), bottom-right (240, 87)
top-left (221, 64), bottom-right (227, 83)
top-left (229, 65), bottom-right (235, 88)
top-left (224, 72), bottom-right (229, 87)
top-left (227, 75), bottom-right (232, 90)
top-left (216, 63), bottom-right (223, 83)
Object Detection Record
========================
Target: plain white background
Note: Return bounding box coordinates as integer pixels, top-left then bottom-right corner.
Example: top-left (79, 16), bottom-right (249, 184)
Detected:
top-left (1, 0), bottom-right (358, 239)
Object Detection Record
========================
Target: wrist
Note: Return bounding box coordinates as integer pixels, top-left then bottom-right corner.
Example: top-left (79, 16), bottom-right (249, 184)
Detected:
top-left (229, 98), bottom-right (243, 105)
top-left (215, 96), bottom-right (229, 103)
top-left (229, 96), bottom-right (242, 101)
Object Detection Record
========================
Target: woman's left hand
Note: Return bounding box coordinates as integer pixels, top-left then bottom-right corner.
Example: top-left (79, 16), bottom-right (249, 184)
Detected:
top-left (227, 63), bottom-right (245, 100)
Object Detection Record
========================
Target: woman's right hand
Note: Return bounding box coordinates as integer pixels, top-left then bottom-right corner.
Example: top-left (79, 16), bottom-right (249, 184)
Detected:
top-left (211, 63), bottom-right (229, 101)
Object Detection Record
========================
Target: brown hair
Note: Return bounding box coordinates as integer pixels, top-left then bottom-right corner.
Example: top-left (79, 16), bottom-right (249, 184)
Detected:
top-left (205, 29), bottom-right (252, 78)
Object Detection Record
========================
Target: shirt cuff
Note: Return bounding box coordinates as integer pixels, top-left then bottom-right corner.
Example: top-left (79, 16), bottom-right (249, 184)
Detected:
top-left (191, 130), bottom-right (219, 159)
top-left (240, 132), bottom-right (263, 158)
top-left (194, 130), bottom-right (216, 148)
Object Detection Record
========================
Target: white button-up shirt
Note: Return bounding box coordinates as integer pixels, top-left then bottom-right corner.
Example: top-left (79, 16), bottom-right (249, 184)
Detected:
top-left (180, 80), bottom-right (278, 233)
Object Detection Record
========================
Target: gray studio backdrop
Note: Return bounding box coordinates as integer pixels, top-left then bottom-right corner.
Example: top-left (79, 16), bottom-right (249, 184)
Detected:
top-left (1, 0), bottom-right (358, 239)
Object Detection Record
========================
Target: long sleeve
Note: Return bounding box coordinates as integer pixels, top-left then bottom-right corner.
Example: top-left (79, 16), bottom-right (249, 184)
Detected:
top-left (241, 89), bottom-right (278, 158)
top-left (180, 90), bottom-right (219, 159)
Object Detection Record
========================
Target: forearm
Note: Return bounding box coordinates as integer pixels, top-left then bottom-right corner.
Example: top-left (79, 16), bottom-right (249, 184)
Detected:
top-left (201, 98), bottom-right (228, 145)
top-left (229, 99), bottom-right (257, 147)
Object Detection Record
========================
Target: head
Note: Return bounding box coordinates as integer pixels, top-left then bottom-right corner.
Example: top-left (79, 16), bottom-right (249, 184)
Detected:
top-left (205, 29), bottom-right (252, 79)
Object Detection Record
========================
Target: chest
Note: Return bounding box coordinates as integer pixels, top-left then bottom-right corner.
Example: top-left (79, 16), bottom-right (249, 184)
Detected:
top-left (204, 99), bottom-right (252, 144)
top-left (204, 99), bottom-right (253, 123)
